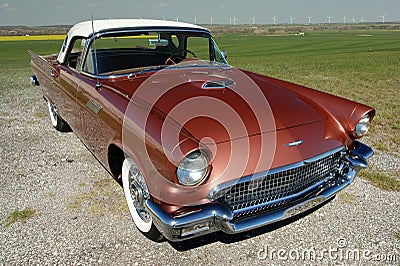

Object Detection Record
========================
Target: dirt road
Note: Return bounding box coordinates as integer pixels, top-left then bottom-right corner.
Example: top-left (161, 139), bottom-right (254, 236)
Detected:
top-left (0, 70), bottom-right (398, 265)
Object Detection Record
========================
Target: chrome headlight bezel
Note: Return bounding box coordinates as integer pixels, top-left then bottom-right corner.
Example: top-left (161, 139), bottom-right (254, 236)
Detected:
top-left (355, 114), bottom-right (371, 137)
top-left (176, 151), bottom-right (209, 186)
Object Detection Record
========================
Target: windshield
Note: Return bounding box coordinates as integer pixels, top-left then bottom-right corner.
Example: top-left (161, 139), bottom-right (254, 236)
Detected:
top-left (82, 30), bottom-right (228, 76)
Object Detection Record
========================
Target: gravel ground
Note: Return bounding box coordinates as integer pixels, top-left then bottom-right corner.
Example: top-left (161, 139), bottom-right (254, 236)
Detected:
top-left (0, 72), bottom-right (399, 265)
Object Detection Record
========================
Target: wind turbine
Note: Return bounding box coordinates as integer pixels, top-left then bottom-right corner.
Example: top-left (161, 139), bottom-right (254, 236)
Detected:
top-left (307, 16), bottom-right (313, 25)
top-left (342, 15), bottom-right (347, 24)
top-left (380, 13), bottom-right (386, 23)
top-left (162, 16), bottom-right (166, 21)
top-left (210, 17), bottom-right (213, 25)
top-left (360, 17), bottom-right (365, 24)
top-left (233, 15), bottom-right (239, 25)
top-left (327, 16), bottom-right (332, 24)
top-left (250, 16), bottom-right (255, 25)
top-left (229, 17), bottom-right (232, 25)
top-left (290, 16), bottom-right (295, 25)
top-left (194, 17), bottom-right (198, 24)
top-left (272, 14), bottom-right (277, 25)
top-left (351, 16), bottom-right (356, 23)
top-left (176, 16), bottom-right (179, 22)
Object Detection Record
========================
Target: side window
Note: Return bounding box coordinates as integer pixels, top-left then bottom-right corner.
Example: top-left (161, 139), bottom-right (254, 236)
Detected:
top-left (83, 43), bottom-right (94, 74)
top-left (66, 37), bottom-right (86, 70)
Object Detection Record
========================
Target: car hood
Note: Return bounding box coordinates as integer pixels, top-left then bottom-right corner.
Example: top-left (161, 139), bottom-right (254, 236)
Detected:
top-left (115, 65), bottom-right (368, 206)
top-left (127, 66), bottom-right (326, 144)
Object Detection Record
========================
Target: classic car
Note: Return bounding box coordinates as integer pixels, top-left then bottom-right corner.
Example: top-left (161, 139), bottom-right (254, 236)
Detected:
top-left (29, 19), bottom-right (375, 242)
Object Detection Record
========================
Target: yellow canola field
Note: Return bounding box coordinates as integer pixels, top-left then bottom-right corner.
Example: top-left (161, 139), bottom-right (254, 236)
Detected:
top-left (0, 35), bottom-right (66, 41)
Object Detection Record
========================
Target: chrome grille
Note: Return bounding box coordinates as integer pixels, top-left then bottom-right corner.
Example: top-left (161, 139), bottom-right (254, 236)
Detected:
top-left (210, 148), bottom-right (344, 219)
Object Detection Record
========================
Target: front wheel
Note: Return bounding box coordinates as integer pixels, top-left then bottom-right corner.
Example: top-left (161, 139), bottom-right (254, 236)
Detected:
top-left (121, 158), bottom-right (163, 242)
top-left (47, 101), bottom-right (71, 132)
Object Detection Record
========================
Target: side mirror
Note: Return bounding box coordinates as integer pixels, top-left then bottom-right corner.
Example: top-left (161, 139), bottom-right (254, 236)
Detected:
top-left (222, 50), bottom-right (227, 59)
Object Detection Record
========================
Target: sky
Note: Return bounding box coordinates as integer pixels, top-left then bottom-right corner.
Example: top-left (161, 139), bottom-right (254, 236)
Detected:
top-left (0, 0), bottom-right (398, 26)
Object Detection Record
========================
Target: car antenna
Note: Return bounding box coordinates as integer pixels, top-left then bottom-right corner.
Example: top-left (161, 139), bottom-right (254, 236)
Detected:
top-left (91, 13), bottom-right (102, 89)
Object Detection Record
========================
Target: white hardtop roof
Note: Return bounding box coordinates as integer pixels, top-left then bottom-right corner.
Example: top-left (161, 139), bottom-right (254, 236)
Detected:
top-left (69, 19), bottom-right (208, 38)
top-left (57, 19), bottom-right (208, 63)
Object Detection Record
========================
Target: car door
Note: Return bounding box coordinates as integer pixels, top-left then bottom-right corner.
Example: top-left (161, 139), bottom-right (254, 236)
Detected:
top-left (49, 37), bottom-right (88, 135)
top-left (75, 78), bottom-right (117, 166)
top-left (74, 36), bottom-right (123, 166)
top-left (53, 65), bottom-right (81, 131)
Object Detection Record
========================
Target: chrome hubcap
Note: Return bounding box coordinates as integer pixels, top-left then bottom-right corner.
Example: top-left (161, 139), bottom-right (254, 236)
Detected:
top-left (128, 166), bottom-right (151, 223)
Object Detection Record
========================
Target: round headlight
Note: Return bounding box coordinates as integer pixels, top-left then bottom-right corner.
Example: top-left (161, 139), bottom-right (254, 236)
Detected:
top-left (355, 114), bottom-right (370, 137)
top-left (177, 151), bottom-right (208, 186)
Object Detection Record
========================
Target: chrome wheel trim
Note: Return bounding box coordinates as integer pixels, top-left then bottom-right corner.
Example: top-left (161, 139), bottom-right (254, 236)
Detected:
top-left (47, 101), bottom-right (58, 127)
top-left (122, 158), bottom-right (153, 233)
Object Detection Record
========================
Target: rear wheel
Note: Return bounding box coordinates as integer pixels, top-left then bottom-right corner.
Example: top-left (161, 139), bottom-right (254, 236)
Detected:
top-left (122, 158), bottom-right (163, 242)
top-left (47, 101), bottom-right (71, 132)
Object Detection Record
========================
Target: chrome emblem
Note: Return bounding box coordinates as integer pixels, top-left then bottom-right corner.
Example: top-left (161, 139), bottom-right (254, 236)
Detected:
top-left (285, 140), bottom-right (304, 147)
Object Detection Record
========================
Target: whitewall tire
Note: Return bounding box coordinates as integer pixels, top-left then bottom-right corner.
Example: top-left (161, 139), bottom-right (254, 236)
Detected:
top-left (47, 101), bottom-right (71, 132)
top-left (122, 158), bottom-right (163, 241)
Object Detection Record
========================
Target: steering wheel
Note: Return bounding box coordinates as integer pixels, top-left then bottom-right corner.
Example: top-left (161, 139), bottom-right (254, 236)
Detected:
top-left (164, 49), bottom-right (198, 65)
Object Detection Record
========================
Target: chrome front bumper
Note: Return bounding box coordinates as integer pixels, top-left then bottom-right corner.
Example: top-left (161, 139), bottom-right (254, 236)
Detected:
top-left (145, 141), bottom-right (373, 242)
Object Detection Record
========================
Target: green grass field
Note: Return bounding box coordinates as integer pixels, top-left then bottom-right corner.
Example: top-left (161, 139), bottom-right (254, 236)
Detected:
top-left (216, 31), bottom-right (400, 155)
top-left (1, 30), bottom-right (399, 177)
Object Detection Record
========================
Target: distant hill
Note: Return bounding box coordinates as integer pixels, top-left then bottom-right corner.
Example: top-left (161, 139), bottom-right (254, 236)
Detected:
top-left (207, 23), bottom-right (400, 35)
top-left (0, 23), bottom-right (399, 36)
top-left (0, 25), bottom-right (70, 36)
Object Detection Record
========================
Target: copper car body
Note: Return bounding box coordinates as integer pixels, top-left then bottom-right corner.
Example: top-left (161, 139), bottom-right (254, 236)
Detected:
top-left (30, 19), bottom-right (375, 241)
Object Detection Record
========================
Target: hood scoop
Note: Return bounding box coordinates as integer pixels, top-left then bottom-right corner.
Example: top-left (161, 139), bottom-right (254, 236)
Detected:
top-left (201, 78), bottom-right (236, 89)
